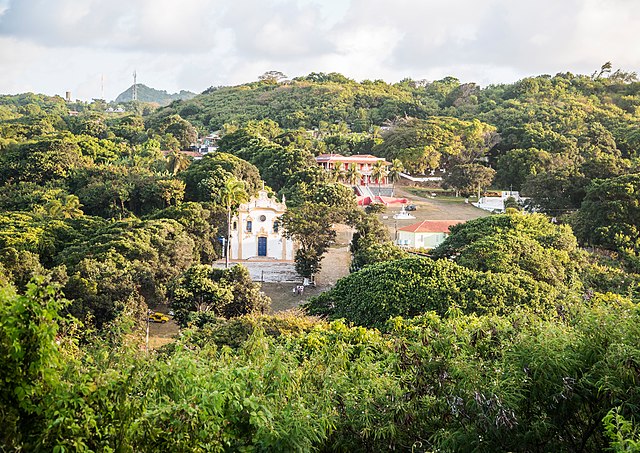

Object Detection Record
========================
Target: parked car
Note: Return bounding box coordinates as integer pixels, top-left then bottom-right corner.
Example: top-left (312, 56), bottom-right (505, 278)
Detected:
top-left (148, 312), bottom-right (169, 323)
top-left (405, 204), bottom-right (417, 211)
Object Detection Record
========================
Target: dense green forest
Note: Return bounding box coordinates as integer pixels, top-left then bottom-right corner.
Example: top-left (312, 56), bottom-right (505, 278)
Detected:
top-left (1, 68), bottom-right (640, 451)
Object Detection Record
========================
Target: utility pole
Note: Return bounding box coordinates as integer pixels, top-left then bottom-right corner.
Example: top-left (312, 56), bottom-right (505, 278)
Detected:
top-left (394, 217), bottom-right (398, 243)
top-left (145, 309), bottom-right (150, 353)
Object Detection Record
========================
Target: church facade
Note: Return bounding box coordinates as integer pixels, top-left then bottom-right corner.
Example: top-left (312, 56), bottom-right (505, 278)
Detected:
top-left (228, 189), bottom-right (294, 261)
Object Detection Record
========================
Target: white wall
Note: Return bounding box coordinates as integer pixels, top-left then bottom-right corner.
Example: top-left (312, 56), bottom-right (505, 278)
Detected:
top-left (229, 190), bottom-right (294, 261)
top-left (397, 231), bottom-right (447, 249)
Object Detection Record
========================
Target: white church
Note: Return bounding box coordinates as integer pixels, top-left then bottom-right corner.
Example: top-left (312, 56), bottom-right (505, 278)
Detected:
top-left (228, 189), bottom-right (294, 261)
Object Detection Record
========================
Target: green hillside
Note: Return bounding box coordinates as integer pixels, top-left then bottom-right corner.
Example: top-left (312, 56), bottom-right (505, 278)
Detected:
top-left (153, 70), bottom-right (640, 145)
top-left (115, 83), bottom-right (196, 105)
top-left (1, 69), bottom-right (640, 452)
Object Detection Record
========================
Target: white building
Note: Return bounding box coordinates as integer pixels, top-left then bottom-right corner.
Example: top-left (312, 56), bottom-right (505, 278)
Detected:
top-left (229, 189), bottom-right (294, 261)
top-left (396, 220), bottom-right (462, 249)
top-left (473, 191), bottom-right (527, 213)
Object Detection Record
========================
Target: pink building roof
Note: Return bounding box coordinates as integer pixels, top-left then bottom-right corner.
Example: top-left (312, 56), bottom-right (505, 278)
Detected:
top-left (398, 220), bottom-right (463, 234)
top-left (315, 153), bottom-right (389, 165)
top-left (161, 150), bottom-right (204, 158)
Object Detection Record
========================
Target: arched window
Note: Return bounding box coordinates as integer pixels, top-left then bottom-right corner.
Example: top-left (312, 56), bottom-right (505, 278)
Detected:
top-left (273, 220), bottom-right (279, 233)
top-left (246, 220), bottom-right (252, 233)
top-left (232, 221), bottom-right (237, 231)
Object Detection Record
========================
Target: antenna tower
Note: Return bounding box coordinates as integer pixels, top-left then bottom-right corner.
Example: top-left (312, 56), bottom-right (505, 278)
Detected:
top-left (132, 70), bottom-right (138, 101)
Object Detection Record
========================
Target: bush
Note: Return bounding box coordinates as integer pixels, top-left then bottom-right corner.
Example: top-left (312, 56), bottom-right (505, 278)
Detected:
top-left (169, 264), bottom-right (270, 326)
top-left (306, 257), bottom-right (558, 327)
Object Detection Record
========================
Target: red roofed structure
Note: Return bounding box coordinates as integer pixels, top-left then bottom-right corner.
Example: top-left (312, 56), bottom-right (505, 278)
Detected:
top-left (397, 220), bottom-right (462, 233)
top-left (396, 220), bottom-right (463, 249)
top-left (315, 153), bottom-right (390, 185)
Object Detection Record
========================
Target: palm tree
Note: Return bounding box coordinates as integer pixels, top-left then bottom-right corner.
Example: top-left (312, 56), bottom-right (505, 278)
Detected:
top-left (218, 177), bottom-right (249, 268)
top-left (387, 159), bottom-right (405, 196)
top-left (330, 161), bottom-right (344, 183)
top-left (46, 194), bottom-right (84, 219)
top-left (345, 163), bottom-right (361, 186)
top-left (371, 160), bottom-right (388, 195)
top-left (166, 150), bottom-right (191, 175)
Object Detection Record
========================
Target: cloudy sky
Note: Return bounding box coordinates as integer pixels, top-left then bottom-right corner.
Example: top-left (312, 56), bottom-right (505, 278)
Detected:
top-left (0, 0), bottom-right (638, 101)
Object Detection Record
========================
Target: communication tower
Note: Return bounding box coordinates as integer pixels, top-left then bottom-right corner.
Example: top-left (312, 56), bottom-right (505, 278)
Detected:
top-left (132, 70), bottom-right (138, 101)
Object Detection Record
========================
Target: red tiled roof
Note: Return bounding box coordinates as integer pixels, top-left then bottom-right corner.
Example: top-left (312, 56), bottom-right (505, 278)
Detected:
top-left (315, 153), bottom-right (388, 164)
top-left (398, 220), bottom-right (462, 233)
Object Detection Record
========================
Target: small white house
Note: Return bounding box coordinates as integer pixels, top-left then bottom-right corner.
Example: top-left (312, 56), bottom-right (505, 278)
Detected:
top-left (396, 220), bottom-right (462, 249)
top-left (229, 189), bottom-right (294, 261)
top-left (473, 191), bottom-right (527, 213)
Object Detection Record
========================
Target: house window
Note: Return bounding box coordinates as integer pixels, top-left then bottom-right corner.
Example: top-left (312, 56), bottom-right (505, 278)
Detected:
top-left (273, 221), bottom-right (279, 233)
top-left (246, 220), bottom-right (252, 232)
top-left (232, 221), bottom-right (237, 231)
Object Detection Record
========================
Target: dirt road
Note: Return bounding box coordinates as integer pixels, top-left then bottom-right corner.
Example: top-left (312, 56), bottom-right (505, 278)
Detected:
top-left (261, 223), bottom-right (354, 312)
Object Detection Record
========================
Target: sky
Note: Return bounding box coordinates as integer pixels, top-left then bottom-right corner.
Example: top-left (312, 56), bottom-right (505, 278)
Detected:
top-left (0, 0), bottom-right (638, 101)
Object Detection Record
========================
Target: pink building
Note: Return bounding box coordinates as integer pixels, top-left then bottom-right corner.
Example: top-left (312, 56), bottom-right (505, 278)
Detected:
top-left (315, 153), bottom-right (390, 185)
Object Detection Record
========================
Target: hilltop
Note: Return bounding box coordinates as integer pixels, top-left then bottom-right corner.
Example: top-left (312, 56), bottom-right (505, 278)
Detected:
top-left (115, 83), bottom-right (196, 105)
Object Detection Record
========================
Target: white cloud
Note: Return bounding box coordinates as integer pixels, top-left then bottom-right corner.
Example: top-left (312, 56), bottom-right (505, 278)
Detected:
top-left (0, 0), bottom-right (637, 100)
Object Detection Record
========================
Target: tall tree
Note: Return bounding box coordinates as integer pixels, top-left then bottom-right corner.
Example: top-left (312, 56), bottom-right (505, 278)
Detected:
top-left (443, 163), bottom-right (496, 198)
top-left (218, 177), bottom-right (249, 268)
top-left (371, 160), bottom-right (388, 194)
top-left (345, 163), bottom-right (361, 186)
top-left (258, 71), bottom-right (288, 84)
top-left (45, 194), bottom-right (84, 219)
top-left (166, 150), bottom-right (191, 176)
top-left (573, 173), bottom-right (640, 271)
top-left (330, 162), bottom-right (344, 183)
top-left (387, 158), bottom-right (404, 195)
top-left (280, 202), bottom-right (337, 279)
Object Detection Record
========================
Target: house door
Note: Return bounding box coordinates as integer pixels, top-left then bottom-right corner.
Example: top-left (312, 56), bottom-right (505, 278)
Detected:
top-left (258, 237), bottom-right (267, 257)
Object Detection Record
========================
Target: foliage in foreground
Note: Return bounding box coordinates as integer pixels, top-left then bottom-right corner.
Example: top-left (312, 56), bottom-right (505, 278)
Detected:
top-left (2, 280), bottom-right (640, 452)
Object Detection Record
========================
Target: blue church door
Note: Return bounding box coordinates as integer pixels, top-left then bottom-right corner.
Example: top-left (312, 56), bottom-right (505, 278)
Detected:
top-left (258, 237), bottom-right (267, 257)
